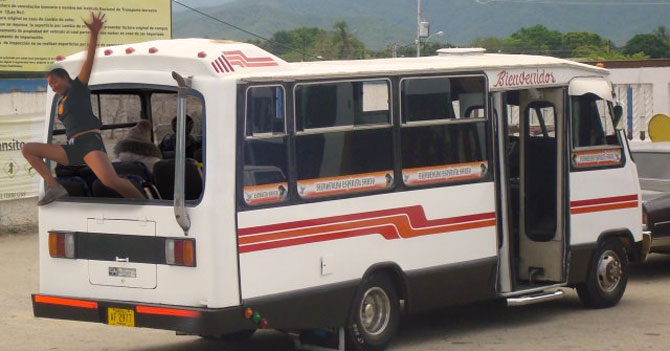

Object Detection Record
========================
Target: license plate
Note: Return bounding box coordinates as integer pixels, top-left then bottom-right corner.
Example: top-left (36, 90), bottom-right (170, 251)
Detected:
top-left (108, 308), bottom-right (135, 327)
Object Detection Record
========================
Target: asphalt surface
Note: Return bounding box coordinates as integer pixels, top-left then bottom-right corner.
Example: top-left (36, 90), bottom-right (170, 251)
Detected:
top-left (3, 231), bottom-right (670, 351)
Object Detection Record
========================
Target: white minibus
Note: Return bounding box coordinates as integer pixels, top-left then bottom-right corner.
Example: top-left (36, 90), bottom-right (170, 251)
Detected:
top-left (32, 40), bottom-right (646, 351)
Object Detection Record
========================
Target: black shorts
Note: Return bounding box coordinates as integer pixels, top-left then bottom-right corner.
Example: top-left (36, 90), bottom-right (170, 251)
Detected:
top-left (61, 132), bottom-right (107, 166)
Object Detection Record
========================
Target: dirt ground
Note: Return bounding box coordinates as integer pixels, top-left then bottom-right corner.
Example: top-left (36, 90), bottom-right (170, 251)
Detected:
top-left (2, 231), bottom-right (670, 351)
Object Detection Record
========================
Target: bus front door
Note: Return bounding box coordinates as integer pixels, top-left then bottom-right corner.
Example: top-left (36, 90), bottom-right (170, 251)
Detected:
top-left (495, 88), bottom-right (568, 292)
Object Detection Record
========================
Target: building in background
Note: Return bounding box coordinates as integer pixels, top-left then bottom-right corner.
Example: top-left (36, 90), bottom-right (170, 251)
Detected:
top-left (588, 60), bottom-right (670, 141)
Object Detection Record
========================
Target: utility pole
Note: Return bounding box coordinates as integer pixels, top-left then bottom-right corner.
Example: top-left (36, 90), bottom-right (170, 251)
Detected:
top-left (416, 0), bottom-right (421, 57)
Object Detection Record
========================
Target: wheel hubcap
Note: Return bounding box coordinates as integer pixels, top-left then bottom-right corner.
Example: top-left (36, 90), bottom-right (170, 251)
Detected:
top-left (597, 249), bottom-right (622, 292)
top-left (359, 287), bottom-right (391, 336)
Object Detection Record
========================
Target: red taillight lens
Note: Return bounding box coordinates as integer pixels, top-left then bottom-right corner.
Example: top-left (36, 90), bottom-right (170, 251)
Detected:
top-left (166, 239), bottom-right (196, 266)
top-left (48, 232), bottom-right (75, 259)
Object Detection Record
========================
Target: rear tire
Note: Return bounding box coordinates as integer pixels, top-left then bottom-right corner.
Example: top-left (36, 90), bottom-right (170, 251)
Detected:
top-left (576, 238), bottom-right (628, 308)
top-left (345, 274), bottom-right (400, 351)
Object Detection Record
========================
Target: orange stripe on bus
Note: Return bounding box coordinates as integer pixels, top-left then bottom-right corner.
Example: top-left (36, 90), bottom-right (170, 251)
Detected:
top-left (239, 213), bottom-right (495, 245)
top-left (570, 201), bottom-right (638, 214)
top-left (34, 295), bottom-right (98, 309)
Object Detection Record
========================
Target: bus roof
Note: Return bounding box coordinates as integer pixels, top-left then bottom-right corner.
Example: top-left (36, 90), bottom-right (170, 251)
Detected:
top-left (55, 38), bottom-right (608, 83)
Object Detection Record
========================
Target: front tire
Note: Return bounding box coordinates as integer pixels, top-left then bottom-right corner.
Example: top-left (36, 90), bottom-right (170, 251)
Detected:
top-left (345, 274), bottom-right (400, 351)
top-left (576, 238), bottom-right (628, 308)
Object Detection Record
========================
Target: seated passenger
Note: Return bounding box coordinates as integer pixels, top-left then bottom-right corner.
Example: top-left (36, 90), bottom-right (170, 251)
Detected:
top-left (158, 115), bottom-right (201, 159)
top-left (113, 120), bottom-right (162, 172)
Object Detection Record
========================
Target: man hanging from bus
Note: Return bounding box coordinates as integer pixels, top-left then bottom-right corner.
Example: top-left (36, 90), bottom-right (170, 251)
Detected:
top-left (21, 12), bottom-right (145, 205)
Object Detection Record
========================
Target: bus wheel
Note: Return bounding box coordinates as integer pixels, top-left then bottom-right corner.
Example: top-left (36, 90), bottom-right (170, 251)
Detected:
top-left (345, 274), bottom-right (400, 351)
top-left (576, 238), bottom-right (628, 309)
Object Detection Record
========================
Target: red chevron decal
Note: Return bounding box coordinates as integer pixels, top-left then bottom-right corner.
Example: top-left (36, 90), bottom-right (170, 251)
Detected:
top-left (223, 50), bottom-right (278, 68)
top-left (211, 54), bottom-right (235, 74)
top-left (238, 206), bottom-right (496, 253)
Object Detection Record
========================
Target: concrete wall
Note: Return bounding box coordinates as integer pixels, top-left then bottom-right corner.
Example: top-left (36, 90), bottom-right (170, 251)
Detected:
top-left (0, 91), bottom-right (46, 230)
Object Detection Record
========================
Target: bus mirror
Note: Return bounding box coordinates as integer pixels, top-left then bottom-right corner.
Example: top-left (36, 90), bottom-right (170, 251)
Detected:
top-left (613, 105), bottom-right (624, 131)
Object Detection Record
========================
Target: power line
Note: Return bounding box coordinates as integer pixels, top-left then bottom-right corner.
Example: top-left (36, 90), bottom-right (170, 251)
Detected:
top-left (476, 0), bottom-right (670, 5)
top-left (170, 0), bottom-right (307, 57)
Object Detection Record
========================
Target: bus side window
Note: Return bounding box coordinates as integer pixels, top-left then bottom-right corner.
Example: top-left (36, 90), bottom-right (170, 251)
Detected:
top-left (400, 76), bottom-right (489, 187)
top-left (242, 86), bottom-right (289, 206)
top-left (571, 93), bottom-right (621, 148)
top-left (294, 80), bottom-right (394, 199)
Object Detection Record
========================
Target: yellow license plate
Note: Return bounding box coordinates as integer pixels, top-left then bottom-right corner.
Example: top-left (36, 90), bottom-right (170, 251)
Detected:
top-left (108, 308), bottom-right (135, 327)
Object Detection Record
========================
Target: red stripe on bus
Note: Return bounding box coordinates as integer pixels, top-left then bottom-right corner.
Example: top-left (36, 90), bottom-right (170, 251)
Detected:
top-left (223, 50), bottom-right (277, 63)
top-left (570, 201), bottom-right (638, 214)
top-left (239, 206), bottom-right (495, 236)
top-left (570, 194), bottom-right (638, 208)
top-left (34, 295), bottom-right (98, 309)
top-left (239, 218), bottom-right (497, 253)
top-left (136, 305), bottom-right (201, 318)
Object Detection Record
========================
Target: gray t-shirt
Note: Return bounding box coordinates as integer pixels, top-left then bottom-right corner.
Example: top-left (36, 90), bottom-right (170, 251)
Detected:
top-left (57, 77), bottom-right (102, 139)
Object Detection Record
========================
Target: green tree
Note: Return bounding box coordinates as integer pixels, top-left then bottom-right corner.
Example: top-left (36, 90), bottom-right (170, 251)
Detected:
top-left (573, 45), bottom-right (648, 61)
top-left (562, 32), bottom-right (610, 57)
top-left (507, 24), bottom-right (562, 55)
top-left (471, 36), bottom-right (507, 53)
top-left (330, 21), bottom-right (365, 59)
top-left (623, 34), bottom-right (669, 58)
top-left (653, 25), bottom-right (669, 43)
top-left (259, 27), bottom-right (330, 62)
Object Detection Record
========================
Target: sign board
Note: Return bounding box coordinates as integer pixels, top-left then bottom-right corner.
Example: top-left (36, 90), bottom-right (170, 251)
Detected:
top-left (0, 0), bottom-right (171, 72)
top-left (0, 109), bottom-right (44, 201)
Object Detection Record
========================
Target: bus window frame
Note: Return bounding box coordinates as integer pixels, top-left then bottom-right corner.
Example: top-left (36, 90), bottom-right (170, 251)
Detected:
top-left (244, 84), bottom-right (288, 140)
top-left (568, 95), bottom-right (626, 173)
top-left (398, 73), bottom-right (493, 189)
top-left (237, 74), bottom-right (494, 212)
top-left (47, 83), bottom-right (207, 207)
top-left (293, 77), bottom-right (394, 135)
top-left (292, 77), bottom-right (395, 201)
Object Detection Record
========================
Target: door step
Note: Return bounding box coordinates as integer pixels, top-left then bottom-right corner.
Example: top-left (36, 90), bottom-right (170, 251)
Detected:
top-left (506, 289), bottom-right (564, 307)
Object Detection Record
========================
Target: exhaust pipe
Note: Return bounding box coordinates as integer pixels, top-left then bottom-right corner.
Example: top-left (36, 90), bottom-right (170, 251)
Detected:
top-left (171, 71), bottom-right (192, 235)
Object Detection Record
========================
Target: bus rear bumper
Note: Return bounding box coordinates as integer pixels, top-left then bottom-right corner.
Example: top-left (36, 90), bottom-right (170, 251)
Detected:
top-left (32, 294), bottom-right (256, 335)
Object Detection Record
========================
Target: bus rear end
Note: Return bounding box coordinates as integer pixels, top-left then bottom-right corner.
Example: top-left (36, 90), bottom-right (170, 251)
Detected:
top-left (32, 40), bottom-right (252, 336)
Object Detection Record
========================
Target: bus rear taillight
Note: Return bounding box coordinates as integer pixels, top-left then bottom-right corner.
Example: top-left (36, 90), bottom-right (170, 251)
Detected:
top-left (165, 239), bottom-right (196, 267)
top-left (48, 232), bottom-right (75, 259)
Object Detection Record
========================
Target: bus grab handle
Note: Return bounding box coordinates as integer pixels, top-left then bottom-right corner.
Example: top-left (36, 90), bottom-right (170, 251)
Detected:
top-left (172, 71), bottom-right (192, 235)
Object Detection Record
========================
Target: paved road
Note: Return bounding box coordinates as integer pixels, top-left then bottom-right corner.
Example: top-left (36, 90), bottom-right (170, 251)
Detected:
top-left (2, 232), bottom-right (670, 351)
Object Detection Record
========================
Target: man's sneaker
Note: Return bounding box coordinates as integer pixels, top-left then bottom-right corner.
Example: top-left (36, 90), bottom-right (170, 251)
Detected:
top-left (37, 184), bottom-right (68, 206)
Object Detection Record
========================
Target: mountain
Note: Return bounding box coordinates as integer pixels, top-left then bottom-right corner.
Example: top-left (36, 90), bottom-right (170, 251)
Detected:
top-left (172, 0), bottom-right (670, 50)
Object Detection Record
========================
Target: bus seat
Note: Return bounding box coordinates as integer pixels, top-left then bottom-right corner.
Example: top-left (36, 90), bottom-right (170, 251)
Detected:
top-left (152, 158), bottom-right (203, 200)
top-left (57, 176), bottom-right (91, 197)
top-left (91, 174), bottom-right (147, 199)
top-left (112, 161), bottom-right (153, 180)
top-left (56, 164), bottom-right (97, 190)
top-left (111, 162), bottom-right (160, 199)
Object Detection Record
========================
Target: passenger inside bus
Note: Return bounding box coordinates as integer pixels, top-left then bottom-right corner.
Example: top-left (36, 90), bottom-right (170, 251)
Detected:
top-left (112, 120), bottom-right (162, 172)
top-left (53, 91), bottom-right (205, 201)
top-left (158, 115), bottom-right (202, 162)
